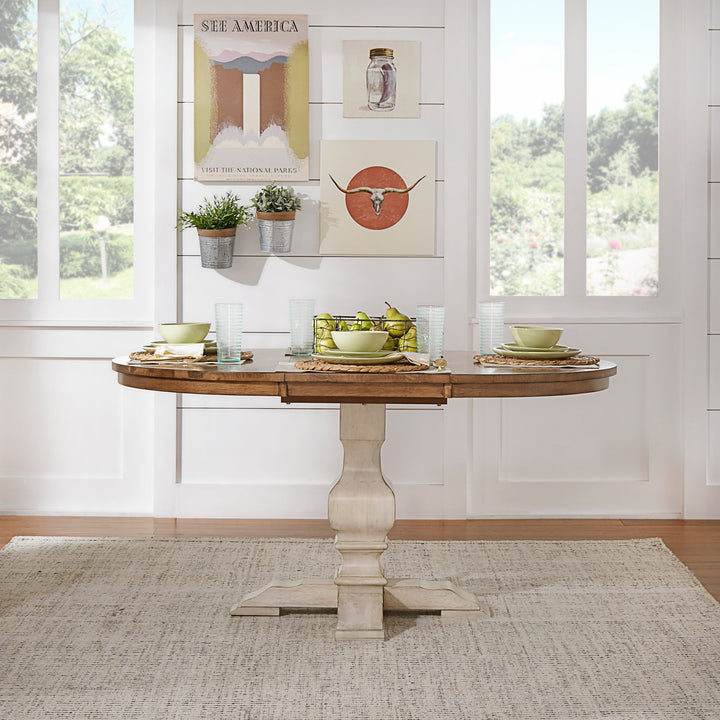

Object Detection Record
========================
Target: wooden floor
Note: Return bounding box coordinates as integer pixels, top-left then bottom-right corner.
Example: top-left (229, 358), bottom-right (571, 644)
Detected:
top-left (1, 517), bottom-right (719, 601)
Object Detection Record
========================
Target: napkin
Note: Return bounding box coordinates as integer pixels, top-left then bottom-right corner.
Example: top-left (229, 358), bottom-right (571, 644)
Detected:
top-left (153, 343), bottom-right (206, 360)
top-left (401, 353), bottom-right (451, 372)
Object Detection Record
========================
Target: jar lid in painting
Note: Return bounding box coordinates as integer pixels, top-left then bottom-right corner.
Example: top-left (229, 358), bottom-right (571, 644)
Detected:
top-left (369, 48), bottom-right (394, 58)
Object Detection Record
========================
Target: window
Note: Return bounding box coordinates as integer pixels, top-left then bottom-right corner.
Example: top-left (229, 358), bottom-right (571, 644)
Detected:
top-left (0, 0), bottom-right (137, 307)
top-left (489, 0), bottom-right (659, 298)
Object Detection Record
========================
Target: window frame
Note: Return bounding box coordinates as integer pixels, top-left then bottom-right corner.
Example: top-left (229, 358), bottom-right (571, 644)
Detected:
top-left (477, 0), bottom-right (690, 322)
top-left (0, 0), bottom-right (153, 324)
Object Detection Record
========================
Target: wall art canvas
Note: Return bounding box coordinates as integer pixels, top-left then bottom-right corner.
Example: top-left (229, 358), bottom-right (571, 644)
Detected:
top-left (319, 140), bottom-right (435, 255)
top-left (343, 40), bottom-right (420, 118)
top-left (194, 15), bottom-right (309, 181)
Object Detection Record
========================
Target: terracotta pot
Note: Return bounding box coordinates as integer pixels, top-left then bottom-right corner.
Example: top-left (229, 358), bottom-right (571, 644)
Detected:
top-left (255, 211), bottom-right (296, 222)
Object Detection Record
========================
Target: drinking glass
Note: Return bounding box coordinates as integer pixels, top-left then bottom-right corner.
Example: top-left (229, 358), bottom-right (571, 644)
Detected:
top-left (416, 305), bottom-right (445, 363)
top-left (215, 303), bottom-right (243, 362)
top-left (289, 299), bottom-right (315, 355)
top-left (477, 301), bottom-right (505, 354)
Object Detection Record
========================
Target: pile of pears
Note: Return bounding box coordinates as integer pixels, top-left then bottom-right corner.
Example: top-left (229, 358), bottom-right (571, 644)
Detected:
top-left (314, 302), bottom-right (417, 353)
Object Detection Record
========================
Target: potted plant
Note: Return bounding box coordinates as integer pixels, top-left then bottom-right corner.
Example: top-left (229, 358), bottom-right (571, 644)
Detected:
top-left (177, 192), bottom-right (250, 269)
top-left (251, 182), bottom-right (302, 254)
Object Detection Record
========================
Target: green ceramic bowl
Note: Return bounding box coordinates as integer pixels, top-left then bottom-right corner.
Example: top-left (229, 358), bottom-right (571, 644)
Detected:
top-left (331, 330), bottom-right (388, 353)
top-left (510, 325), bottom-right (563, 349)
top-left (159, 322), bottom-right (211, 344)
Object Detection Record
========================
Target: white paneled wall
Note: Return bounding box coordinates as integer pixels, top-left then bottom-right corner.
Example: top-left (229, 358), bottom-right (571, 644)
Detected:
top-left (0, 328), bottom-right (155, 514)
top-left (172, 0), bottom-right (460, 518)
top-left (710, 17), bottom-right (720, 486)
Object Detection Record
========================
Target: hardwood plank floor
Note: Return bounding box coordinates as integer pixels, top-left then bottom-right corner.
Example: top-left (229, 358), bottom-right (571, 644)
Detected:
top-left (1, 517), bottom-right (719, 601)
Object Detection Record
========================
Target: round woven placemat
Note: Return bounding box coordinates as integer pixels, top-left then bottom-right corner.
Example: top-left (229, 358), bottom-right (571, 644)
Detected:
top-left (129, 350), bottom-right (253, 363)
top-left (474, 354), bottom-right (600, 367)
top-left (295, 359), bottom-right (429, 372)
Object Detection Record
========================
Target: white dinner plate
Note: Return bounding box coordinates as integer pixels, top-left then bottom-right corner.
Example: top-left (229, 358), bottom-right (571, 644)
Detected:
top-left (311, 351), bottom-right (403, 365)
top-left (320, 349), bottom-right (392, 359)
top-left (493, 346), bottom-right (581, 360)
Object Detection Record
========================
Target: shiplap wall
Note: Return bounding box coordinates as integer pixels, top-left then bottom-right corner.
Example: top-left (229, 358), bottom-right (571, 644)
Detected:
top-left (710, 2), bottom-right (720, 485)
top-left (171, 0), bottom-right (469, 518)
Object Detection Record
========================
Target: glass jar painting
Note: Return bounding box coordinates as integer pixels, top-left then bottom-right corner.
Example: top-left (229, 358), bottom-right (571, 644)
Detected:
top-left (366, 48), bottom-right (396, 111)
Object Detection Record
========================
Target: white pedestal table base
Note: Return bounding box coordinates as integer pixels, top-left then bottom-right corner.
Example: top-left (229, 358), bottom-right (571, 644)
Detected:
top-left (230, 403), bottom-right (491, 640)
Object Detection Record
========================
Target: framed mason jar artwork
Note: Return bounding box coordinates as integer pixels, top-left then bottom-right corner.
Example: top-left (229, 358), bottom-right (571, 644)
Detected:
top-left (342, 41), bottom-right (421, 118)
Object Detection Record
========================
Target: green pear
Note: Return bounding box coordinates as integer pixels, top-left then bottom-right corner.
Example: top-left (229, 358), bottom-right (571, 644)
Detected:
top-left (316, 327), bottom-right (337, 352)
top-left (398, 326), bottom-right (418, 351)
top-left (382, 335), bottom-right (396, 350)
top-left (357, 311), bottom-right (372, 330)
top-left (338, 320), bottom-right (349, 331)
top-left (383, 301), bottom-right (411, 338)
top-left (314, 313), bottom-right (335, 337)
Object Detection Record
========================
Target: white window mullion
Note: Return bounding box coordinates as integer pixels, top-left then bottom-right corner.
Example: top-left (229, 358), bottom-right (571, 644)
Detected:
top-left (563, 0), bottom-right (587, 297)
top-left (36, 0), bottom-right (60, 303)
top-left (476, 0), bottom-right (491, 300)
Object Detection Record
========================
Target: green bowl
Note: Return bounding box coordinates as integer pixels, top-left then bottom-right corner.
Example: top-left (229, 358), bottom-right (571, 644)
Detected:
top-left (331, 330), bottom-right (388, 352)
top-left (510, 325), bottom-right (563, 349)
top-left (159, 322), bottom-right (211, 344)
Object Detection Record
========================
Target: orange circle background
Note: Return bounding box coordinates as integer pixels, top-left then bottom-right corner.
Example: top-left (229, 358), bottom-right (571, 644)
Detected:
top-left (344, 166), bottom-right (409, 230)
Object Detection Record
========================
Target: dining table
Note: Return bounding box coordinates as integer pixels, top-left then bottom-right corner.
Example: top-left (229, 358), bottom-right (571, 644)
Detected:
top-left (113, 349), bottom-right (617, 641)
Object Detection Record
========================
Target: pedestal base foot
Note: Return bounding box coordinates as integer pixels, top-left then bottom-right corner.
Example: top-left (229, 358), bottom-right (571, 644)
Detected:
top-left (229, 578), bottom-right (336, 616)
top-left (231, 577), bottom-right (491, 627)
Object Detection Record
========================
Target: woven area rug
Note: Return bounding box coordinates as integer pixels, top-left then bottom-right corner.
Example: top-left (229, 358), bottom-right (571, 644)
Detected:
top-left (1, 537), bottom-right (720, 720)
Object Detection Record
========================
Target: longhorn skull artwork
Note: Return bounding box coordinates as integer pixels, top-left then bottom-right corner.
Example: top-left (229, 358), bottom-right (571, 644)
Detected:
top-left (329, 174), bottom-right (425, 216)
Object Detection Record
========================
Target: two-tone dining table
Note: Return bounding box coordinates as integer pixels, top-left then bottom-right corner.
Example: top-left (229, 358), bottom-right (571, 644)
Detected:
top-left (113, 349), bottom-right (617, 640)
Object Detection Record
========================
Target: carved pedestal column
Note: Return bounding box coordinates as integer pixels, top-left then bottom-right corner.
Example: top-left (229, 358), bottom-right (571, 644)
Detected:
top-left (328, 403), bottom-right (395, 640)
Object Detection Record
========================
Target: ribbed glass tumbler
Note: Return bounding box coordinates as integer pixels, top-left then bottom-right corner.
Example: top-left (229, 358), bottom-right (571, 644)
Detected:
top-left (415, 305), bottom-right (445, 363)
top-left (215, 303), bottom-right (244, 363)
top-left (477, 301), bottom-right (505, 354)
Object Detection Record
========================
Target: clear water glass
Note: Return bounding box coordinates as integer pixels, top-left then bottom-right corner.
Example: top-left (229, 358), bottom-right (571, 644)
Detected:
top-left (215, 303), bottom-right (243, 362)
top-left (477, 301), bottom-right (505, 354)
top-left (416, 305), bottom-right (445, 363)
top-left (289, 299), bottom-right (315, 355)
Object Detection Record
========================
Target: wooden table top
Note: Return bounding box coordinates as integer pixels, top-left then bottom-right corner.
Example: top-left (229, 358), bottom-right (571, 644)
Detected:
top-left (113, 350), bottom-right (617, 405)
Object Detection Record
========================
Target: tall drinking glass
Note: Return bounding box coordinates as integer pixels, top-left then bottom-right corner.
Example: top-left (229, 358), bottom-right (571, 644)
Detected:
top-left (477, 301), bottom-right (505, 354)
top-left (416, 305), bottom-right (445, 363)
top-left (289, 299), bottom-right (315, 355)
top-left (215, 303), bottom-right (243, 362)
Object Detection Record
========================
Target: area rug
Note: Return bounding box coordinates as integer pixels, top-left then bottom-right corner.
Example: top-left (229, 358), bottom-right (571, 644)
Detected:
top-left (1, 537), bottom-right (719, 720)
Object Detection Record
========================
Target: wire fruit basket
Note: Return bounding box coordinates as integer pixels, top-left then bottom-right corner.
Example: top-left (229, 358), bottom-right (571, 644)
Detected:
top-left (312, 314), bottom-right (417, 353)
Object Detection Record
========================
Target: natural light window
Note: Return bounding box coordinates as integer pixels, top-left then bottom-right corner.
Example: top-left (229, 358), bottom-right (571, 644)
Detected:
top-left (0, 0), bottom-right (133, 301)
top-left (586, 0), bottom-right (658, 296)
top-left (490, 0), bottom-right (658, 298)
top-left (0, 1), bottom-right (38, 299)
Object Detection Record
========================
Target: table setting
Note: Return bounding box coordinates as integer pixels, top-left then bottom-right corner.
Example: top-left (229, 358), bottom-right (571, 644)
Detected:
top-left (472, 302), bottom-right (600, 368)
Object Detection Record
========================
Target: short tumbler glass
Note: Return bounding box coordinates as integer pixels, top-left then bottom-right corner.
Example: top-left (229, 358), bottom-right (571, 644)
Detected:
top-left (416, 305), bottom-right (445, 363)
top-left (215, 303), bottom-right (243, 363)
top-left (477, 301), bottom-right (505, 354)
top-left (289, 299), bottom-right (315, 355)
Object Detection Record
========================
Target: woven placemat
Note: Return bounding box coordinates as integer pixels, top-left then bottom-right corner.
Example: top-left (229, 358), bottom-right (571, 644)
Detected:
top-left (295, 359), bottom-right (429, 372)
top-left (129, 350), bottom-right (253, 363)
top-left (474, 354), bottom-right (600, 367)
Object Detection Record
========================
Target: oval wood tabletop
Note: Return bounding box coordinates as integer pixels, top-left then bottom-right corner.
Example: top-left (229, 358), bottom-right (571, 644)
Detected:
top-left (113, 350), bottom-right (617, 405)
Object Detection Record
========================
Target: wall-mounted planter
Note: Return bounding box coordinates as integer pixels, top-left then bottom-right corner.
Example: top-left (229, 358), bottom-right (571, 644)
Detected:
top-left (257, 211), bottom-right (296, 254)
top-left (198, 228), bottom-right (236, 269)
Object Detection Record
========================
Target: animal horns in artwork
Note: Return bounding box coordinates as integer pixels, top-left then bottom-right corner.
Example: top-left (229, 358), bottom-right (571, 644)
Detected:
top-left (329, 175), bottom-right (425, 215)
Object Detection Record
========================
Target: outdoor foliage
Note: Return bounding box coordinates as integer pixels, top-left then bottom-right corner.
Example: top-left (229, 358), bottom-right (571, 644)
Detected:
top-left (60, 227), bottom-right (133, 279)
top-left (491, 66), bottom-right (659, 296)
top-left (0, 1), bottom-right (134, 299)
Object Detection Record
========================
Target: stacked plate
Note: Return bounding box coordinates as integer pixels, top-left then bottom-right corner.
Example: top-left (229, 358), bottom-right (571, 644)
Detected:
top-left (311, 349), bottom-right (403, 365)
top-left (143, 340), bottom-right (217, 353)
top-left (493, 343), bottom-right (581, 360)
